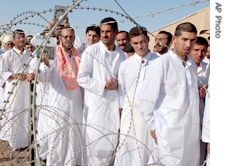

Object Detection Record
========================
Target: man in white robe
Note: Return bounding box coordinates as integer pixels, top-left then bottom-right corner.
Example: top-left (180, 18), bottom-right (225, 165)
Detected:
top-left (77, 17), bottom-right (126, 166)
top-left (139, 22), bottom-right (200, 166)
top-left (189, 36), bottom-right (210, 165)
top-left (0, 29), bottom-right (35, 150)
top-left (29, 32), bottom-right (57, 160)
top-left (39, 27), bottom-right (83, 166)
top-left (114, 26), bottom-right (158, 166)
top-left (202, 75), bottom-right (210, 166)
top-left (0, 54), bottom-right (5, 127)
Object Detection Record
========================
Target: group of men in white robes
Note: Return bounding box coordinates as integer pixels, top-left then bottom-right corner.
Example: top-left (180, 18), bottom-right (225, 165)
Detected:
top-left (0, 19), bottom-right (210, 166)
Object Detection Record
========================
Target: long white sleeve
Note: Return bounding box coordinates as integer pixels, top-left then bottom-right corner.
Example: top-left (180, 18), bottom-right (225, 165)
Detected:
top-left (139, 64), bottom-right (162, 131)
top-left (202, 76), bottom-right (210, 143)
top-left (77, 48), bottom-right (106, 96)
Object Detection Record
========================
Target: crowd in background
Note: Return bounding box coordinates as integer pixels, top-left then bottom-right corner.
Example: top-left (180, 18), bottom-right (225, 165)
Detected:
top-left (0, 16), bottom-right (210, 166)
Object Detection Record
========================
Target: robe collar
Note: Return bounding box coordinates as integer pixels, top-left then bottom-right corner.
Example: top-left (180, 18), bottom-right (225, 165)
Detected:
top-left (169, 50), bottom-right (192, 68)
top-left (197, 61), bottom-right (207, 74)
top-left (134, 50), bottom-right (152, 66)
top-left (156, 52), bottom-right (161, 56)
top-left (99, 40), bottom-right (119, 53)
top-left (13, 47), bottom-right (27, 56)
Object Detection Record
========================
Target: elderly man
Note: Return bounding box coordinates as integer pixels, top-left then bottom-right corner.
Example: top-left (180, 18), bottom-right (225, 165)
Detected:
top-left (40, 27), bottom-right (83, 166)
top-left (0, 33), bottom-right (14, 52)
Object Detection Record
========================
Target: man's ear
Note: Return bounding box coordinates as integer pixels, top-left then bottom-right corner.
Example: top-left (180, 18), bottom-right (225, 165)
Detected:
top-left (58, 35), bottom-right (62, 42)
top-left (172, 35), bottom-right (177, 45)
top-left (115, 29), bottom-right (118, 36)
top-left (168, 40), bottom-right (172, 47)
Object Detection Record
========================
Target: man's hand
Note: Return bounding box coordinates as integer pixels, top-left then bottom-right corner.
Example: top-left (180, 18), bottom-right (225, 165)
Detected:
top-left (63, 18), bottom-right (70, 28)
top-left (48, 19), bottom-right (56, 30)
top-left (27, 73), bottom-right (35, 82)
top-left (150, 130), bottom-right (158, 145)
top-left (10, 73), bottom-right (27, 81)
top-left (105, 77), bottom-right (118, 90)
top-left (198, 84), bottom-right (208, 98)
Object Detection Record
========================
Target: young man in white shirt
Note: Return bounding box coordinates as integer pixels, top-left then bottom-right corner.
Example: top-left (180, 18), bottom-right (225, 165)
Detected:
top-left (77, 17), bottom-right (126, 166)
top-left (115, 26), bottom-right (158, 166)
top-left (139, 22), bottom-right (200, 166)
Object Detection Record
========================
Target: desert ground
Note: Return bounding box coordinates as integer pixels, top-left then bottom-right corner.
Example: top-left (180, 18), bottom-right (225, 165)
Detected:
top-left (0, 140), bottom-right (30, 166)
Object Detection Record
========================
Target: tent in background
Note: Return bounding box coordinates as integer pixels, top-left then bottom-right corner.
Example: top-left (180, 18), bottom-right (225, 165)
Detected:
top-left (148, 7), bottom-right (210, 51)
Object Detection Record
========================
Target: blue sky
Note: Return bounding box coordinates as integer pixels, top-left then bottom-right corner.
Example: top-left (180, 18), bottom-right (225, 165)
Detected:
top-left (0, 0), bottom-right (209, 42)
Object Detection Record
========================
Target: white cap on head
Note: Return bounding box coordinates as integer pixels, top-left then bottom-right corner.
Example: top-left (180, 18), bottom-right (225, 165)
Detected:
top-left (0, 34), bottom-right (13, 45)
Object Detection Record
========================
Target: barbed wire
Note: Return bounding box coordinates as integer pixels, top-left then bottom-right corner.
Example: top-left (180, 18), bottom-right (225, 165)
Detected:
top-left (0, 0), bottom-right (209, 35)
top-left (0, 0), bottom-right (210, 165)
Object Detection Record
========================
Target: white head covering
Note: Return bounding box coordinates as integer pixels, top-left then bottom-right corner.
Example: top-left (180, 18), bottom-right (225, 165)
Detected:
top-left (0, 34), bottom-right (13, 47)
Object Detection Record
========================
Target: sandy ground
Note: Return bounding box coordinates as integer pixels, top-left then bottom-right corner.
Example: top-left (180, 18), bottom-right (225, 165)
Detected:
top-left (0, 140), bottom-right (30, 166)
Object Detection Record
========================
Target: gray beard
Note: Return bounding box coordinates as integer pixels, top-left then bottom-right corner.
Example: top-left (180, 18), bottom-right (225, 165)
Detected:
top-left (62, 42), bottom-right (73, 51)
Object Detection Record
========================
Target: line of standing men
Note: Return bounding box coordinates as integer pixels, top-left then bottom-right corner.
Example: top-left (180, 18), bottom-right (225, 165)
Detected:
top-left (0, 16), bottom-right (209, 166)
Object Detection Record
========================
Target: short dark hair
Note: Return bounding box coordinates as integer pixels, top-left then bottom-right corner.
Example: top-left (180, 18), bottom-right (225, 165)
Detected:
top-left (86, 25), bottom-right (100, 36)
top-left (26, 35), bottom-right (33, 38)
top-left (25, 41), bottom-right (32, 46)
top-left (174, 22), bottom-right (197, 37)
top-left (158, 30), bottom-right (172, 43)
top-left (128, 26), bottom-right (148, 39)
top-left (118, 30), bottom-right (129, 40)
top-left (13, 29), bottom-right (25, 37)
top-left (195, 36), bottom-right (208, 47)
top-left (100, 17), bottom-right (118, 31)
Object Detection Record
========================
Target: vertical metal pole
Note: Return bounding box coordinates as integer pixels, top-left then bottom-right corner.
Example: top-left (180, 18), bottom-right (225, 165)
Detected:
top-left (30, 81), bottom-right (35, 166)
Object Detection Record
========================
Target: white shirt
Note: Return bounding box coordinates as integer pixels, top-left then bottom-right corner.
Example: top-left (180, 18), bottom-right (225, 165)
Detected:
top-left (0, 47), bottom-right (34, 150)
top-left (118, 51), bottom-right (159, 105)
top-left (38, 48), bottom-right (83, 165)
top-left (115, 51), bottom-right (158, 166)
top-left (139, 50), bottom-right (200, 166)
top-left (77, 40), bottom-right (126, 165)
top-left (202, 75), bottom-right (210, 143)
top-left (197, 61), bottom-right (210, 126)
